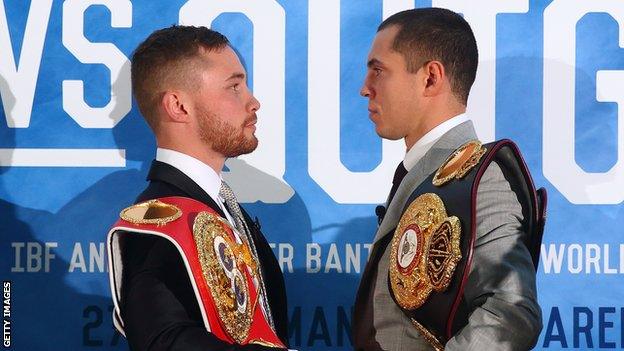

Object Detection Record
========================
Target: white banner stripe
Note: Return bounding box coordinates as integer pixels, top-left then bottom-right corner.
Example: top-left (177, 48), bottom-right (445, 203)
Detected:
top-left (0, 148), bottom-right (126, 167)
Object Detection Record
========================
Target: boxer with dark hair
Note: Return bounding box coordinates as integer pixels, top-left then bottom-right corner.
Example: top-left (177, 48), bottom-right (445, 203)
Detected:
top-left (106, 25), bottom-right (288, 351)
top-left (353, 8), bottom-right (545, 350)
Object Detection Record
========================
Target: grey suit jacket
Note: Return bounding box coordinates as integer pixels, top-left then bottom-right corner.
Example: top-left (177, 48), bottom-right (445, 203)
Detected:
top-left (358, 121), bottom-right (542, 350)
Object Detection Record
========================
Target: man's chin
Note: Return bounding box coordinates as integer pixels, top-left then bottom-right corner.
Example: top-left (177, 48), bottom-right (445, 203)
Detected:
top-left (375, 128), bottom-right (402, 141)
top-left (227, 137), bottom-right (258, 157)
top-left (247, 135), bottom-right (259, 151)
top-left (242, 139), bottom-right (259, 155)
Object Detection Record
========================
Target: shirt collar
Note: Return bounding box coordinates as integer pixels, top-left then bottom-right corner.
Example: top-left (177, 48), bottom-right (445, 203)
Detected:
top-left (403, 113), bottom-right (470, 171)
top-left (155, 148), bottom-right (222, 202)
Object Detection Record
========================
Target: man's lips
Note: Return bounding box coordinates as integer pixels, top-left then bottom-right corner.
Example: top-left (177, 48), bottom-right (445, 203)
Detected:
top-left (368, 108), bottom-right (379, 122)
top-left (244, 117), bottom-right (257, 127)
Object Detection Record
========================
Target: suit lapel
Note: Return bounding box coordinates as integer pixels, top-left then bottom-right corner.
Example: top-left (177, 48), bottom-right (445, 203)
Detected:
top-left (146, 160), bottom-right (227, 218)
top-left (372, 121), bottom-right (479, 245)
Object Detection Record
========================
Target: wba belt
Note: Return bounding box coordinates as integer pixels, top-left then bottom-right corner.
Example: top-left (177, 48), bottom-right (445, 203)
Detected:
top-left (387, 140), bottom-right (546, 350)
top-left (106, 196), bottom-right (285, 348)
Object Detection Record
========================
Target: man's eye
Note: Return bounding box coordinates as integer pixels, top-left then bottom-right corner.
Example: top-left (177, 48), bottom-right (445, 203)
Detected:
top-left (232, 84), bottom-right (240, 91)
top-left (373, 68), bottom-right (382, 76)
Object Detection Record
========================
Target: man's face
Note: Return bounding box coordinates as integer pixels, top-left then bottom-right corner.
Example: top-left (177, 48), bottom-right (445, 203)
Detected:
top-left (192, 46), bottom-right (259, 158)
top-left (360, 26), bottom-right (424, 141)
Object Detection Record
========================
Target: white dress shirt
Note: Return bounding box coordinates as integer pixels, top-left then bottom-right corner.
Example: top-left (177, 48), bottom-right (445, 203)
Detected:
top-left (155, 148), bottom-right (237, 227)
top-left (403, 113), bottom-right (470, 171)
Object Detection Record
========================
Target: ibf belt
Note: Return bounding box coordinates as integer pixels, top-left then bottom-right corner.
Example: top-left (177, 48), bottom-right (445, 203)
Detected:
top-left (107, 197), bottom-right (285, 348)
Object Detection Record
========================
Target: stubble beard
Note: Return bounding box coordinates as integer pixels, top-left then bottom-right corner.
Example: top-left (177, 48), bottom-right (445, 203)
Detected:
top-left (197, 108), bottom-right (258, 158)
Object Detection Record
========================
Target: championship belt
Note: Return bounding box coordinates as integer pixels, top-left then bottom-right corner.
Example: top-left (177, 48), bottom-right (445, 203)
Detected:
top-left (388, 140), bottom-right (546, 350)
top-left (106, 196), bottom-right (285, 348)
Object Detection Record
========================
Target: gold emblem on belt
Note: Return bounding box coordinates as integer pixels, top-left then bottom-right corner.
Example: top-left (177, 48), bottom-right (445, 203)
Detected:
top-left (119, 199), bottom-right (182, 226)
top-left (193, 212), bottom-right (255, 343)
top-left (433, 140), bottom-right (486, 186)
top-left (389, 193), bottom-right (462, 310)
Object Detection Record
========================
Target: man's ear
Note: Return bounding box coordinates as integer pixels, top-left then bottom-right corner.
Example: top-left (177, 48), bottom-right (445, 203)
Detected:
top-left (422, 60), bottom-right (446, 97)
top-left (161, 90), bottom-right (191, 123)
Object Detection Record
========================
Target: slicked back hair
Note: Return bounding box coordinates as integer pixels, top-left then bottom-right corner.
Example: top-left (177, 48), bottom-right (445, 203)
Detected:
top-left (131, 25), bottom-right (229, 130)
top-left (378, 8), bottom-right (478, 104)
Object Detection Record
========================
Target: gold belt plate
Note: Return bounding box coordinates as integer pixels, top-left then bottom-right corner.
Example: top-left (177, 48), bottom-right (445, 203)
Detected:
top-left (119, 199), bottom-right (182, 226)
top-left (193, 211), bottom-right (255, 344)
top-left (433, 140), bottom-right (486, 187)
top-left (389, 193), bottom-right (462, 310)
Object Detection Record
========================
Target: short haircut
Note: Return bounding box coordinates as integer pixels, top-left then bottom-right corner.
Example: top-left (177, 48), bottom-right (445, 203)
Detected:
top-left (131, 25), bottom-right (229, 130)
top-left (378, 8), bottom-right (478, 104)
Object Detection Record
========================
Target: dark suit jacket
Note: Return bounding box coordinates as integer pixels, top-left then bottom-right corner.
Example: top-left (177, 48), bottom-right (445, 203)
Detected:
top-left (120, 160), bottom-right (288, 351)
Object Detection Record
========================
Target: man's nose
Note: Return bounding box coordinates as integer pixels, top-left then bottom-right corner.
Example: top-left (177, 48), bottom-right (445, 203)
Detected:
top-left (360, 84), bottom-right (370, 97)
top-left (249, 95), bottom-right (260, 112)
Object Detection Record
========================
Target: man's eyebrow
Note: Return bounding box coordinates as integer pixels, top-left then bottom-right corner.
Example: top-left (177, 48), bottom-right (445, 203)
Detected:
top-left (226, 72), bottom-right (246, 81)
top-left (367, 58), bottom-right (383, 68)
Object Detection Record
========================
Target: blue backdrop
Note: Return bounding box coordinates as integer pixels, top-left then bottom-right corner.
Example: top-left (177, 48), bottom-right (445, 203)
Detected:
top-left (1, 0), bottom-right (623, 350)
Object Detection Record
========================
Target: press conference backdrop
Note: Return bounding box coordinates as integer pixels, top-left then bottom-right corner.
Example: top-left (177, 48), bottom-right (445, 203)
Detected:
top-left (0, 0), bottom-right (622, 350)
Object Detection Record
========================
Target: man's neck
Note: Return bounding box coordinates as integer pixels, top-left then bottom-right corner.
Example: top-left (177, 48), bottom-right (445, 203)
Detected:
top-left (402, 113), bottom-right (470, 170)
top-left (156, 141), bottom-right (225, 175)
top-left (405, 105), bottom-right (466, 150)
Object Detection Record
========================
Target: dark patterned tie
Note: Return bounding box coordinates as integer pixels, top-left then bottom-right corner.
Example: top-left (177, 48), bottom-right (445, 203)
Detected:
top-left (218, 181), bottom-right (275, 330)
